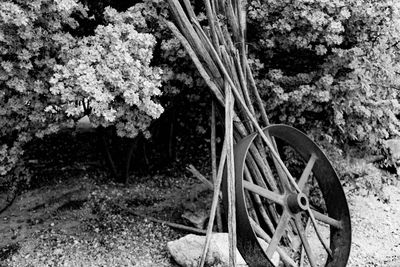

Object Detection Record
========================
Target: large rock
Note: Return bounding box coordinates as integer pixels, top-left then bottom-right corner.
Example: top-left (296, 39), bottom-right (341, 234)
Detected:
top-left (167, 233), bottom-right (247, 267)
top-left (167, 233), bottom-right (280, 267)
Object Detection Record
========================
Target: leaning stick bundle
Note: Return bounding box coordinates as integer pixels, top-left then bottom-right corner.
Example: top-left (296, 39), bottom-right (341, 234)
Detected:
top-left (166, 0), bottom-right (307, 266)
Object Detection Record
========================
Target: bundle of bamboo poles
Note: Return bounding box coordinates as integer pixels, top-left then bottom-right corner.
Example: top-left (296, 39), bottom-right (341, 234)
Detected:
top-left (165, 0), bottom-right (305, 266)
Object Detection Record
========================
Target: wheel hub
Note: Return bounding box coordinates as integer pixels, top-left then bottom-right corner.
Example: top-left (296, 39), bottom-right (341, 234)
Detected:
top-left (286, 192), bottom-right (309, 214)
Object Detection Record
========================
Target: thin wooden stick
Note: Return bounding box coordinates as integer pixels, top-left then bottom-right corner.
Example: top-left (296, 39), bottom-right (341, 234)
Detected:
top-left (235, 49), bottom-right (255, 118)
top-left (181, 0), bottom-right (196, 19)
top-left (122, 207), bottom-right (208, 235)
top-left (187, 164), bottom-right (214, 191)
top-left (220, 47), bottom-right (244, 100)
top-left (199, 137), bottom-right (228, 267)
top-left (236, 0), bottom-right (247, 90)
top-left (204, 0), bottom-right (219, 49)
top-left (211, 101), bottom-right (223, 232)
top-left (220, 23), bottom-right (237, 55)
top-left (213, 14), bottom-right (229, 52)
top-left (225, 79), bottom-right (237, 267)
top-left (245, 60), bottom-right (269, 126)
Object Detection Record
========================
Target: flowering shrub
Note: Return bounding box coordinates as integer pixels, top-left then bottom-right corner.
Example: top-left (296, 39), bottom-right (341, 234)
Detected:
top-left (247, 0), bottom-right (400, 152)
top-left (0, 1), bottom-right (163, 183)
top-left (0, 0), bottom-right (84, 182)
top-left (50, 6), bottom-right (163, 138)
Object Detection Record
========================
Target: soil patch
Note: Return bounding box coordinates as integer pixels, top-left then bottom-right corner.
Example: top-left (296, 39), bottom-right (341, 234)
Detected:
top-left (0, 172), bottom-right (399, 266)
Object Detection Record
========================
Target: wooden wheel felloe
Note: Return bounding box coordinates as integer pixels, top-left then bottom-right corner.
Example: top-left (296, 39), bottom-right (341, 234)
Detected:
top-left (224, 124), bottom-right (351, 267)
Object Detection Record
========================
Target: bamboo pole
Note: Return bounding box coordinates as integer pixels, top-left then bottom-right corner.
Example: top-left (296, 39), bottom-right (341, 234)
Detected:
top-left (211, 101), bottom-right (223, 232)
top-left (225, 79), bottom-right (237, 267)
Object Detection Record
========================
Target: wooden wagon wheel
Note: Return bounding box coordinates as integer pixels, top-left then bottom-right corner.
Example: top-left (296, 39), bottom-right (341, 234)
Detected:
top-left (224, 124), bottom-right (351, 267)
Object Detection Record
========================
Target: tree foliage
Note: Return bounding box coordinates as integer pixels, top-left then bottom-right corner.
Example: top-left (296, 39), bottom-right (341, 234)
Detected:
top-left (0, 0), bottom-right (163, 181)
top-left (247, 0), bottom-right (400, 151)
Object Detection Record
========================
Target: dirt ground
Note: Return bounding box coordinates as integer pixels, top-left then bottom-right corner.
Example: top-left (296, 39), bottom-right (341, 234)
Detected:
top-left (345, 184), bottom-right (400, 266)
top-left (0, 172), bottom-right (399, 267)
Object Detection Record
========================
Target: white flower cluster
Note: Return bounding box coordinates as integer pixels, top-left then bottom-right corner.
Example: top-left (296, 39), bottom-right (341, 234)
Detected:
top-left (50, 7), bottom-right (164, 138)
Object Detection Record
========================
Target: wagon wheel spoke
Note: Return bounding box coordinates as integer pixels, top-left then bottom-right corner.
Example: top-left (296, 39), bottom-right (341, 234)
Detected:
top-left (243, 180), bottom-right (285, 206)
top-left (311, 209), bottom-right (343, 229)
top-left (266, 211), bottom-right (291, 258)
top-left (250, 217), bottom-right (298, 267)
top-left (294, 214), bottom-right (317, 267)
top-left (298, 153), bottom-right (318, 191)
top-left (307, 207), bottom-right (333, 257)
